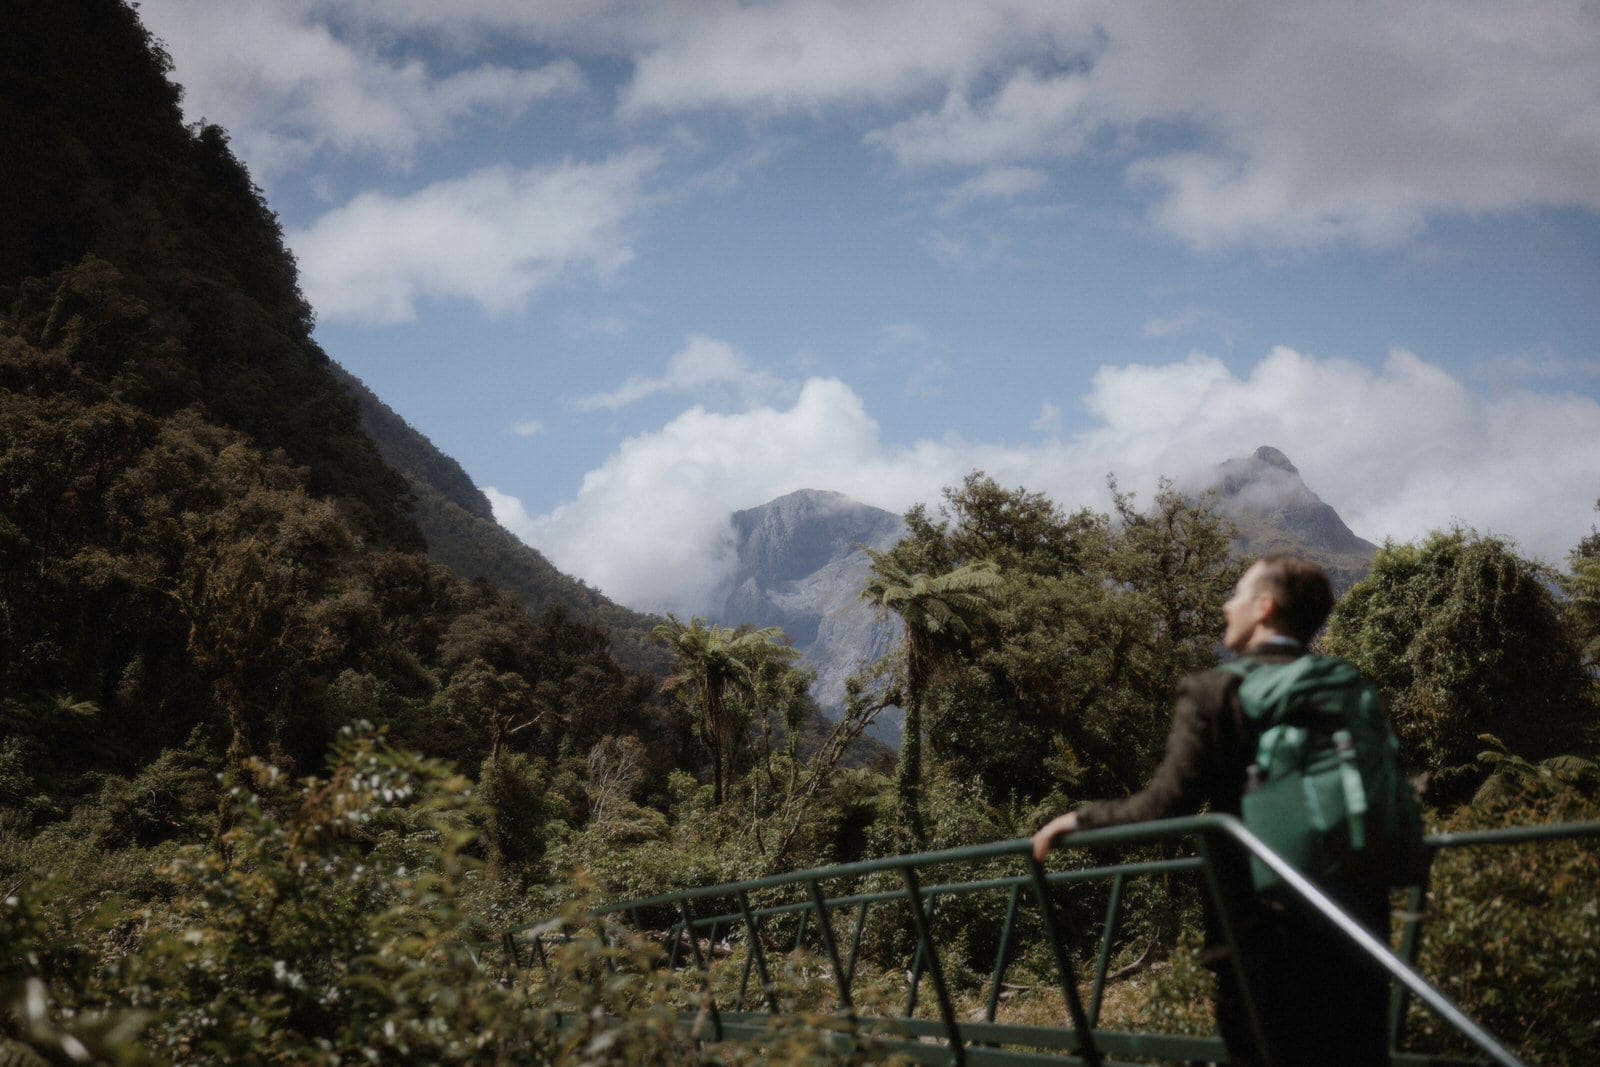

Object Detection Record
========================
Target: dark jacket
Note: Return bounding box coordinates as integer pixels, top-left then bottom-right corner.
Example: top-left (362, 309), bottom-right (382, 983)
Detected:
top-left (1074, 642), bottom-right (1306, 832)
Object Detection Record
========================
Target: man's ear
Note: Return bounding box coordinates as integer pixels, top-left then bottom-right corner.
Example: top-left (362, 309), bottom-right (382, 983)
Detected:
top-left (1254, 591), bottom-right (1279, 627)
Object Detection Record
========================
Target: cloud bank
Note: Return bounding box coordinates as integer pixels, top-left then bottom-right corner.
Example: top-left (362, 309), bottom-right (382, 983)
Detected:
top-left (492, 346), bottom-right (1600, 615)
top-left (145, 0), bottom-right (1600, 322)
top-left (139, 0), bottom-right (585, 169)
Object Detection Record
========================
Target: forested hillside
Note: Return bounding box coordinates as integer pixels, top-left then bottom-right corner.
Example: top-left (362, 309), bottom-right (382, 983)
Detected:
top-left (0, 1), bottom-right (685, 801)
top-left (3, 3), bottom-right (1597, 1064)
top-left (334, 366), bottom-right (669, 674)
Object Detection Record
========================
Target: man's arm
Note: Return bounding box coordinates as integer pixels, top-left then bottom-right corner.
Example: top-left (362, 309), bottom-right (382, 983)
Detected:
top-left (1033, 670), bottom-right (1237, 858)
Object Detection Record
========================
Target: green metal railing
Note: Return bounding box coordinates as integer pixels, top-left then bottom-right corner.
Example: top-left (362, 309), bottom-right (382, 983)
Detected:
top-left (498, 817), bottom-right (1600, 1066)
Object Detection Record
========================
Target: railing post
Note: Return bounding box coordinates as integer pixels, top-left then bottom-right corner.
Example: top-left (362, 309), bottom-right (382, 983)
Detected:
top-left (1194, 834), bottom-right (1272, 1066)
top-left (1390, 858), bottom-right (1434, 1054)
top-left (1024, 853), bottom-right (1103, 1067)
top-left (500, 929), bottom-right (521, 985)
top-left (901, 867), bottom-right (965, 1067)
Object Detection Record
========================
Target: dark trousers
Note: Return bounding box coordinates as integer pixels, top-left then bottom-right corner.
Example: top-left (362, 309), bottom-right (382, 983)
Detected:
top-left (1211, 891), bottom-right (1391, 1066)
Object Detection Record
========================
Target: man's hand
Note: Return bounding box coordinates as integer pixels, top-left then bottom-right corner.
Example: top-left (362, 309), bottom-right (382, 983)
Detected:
top-left (1031, 811), bottom-right (1080, 861)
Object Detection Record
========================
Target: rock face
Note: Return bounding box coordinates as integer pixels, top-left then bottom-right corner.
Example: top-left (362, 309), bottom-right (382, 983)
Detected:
top-left (1204, 446), bottom-right (1378, 591)
top-left (718, 490), bottom-right (905, 725)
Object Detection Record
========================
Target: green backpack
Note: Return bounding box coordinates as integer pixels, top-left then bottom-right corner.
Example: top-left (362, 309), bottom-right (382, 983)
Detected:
top-left (1222, 654), bottom-right (1427, 893)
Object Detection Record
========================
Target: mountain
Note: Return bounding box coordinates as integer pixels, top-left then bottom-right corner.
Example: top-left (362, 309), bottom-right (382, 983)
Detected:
top-left (1202, 445), bottom-right (1379, 590)
top-left (718, 490), bottom-right (905, 719)
top-left (333, 367), bottom-right (668, 673)
top-left (718, 451), bottom-right (1377, 724)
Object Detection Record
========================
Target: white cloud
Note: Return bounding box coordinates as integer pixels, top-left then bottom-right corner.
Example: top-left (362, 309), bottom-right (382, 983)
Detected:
top-left (862, 4), bottom-right (1600, 248)
top-left (569, 334), bottom-right (791, 413)
top-left (618, 1), bottom-right (1055, 116)
top-left (918, 225), bottom-right (1014, 269)
top-left (510, 420), bottom-right (544, 437)
top-left (1141, 305), bottom-right (1236, 346)
top-left (288, 152), bottom-right (660, 323)
top-left (869, 69), bottom-right (1097, 168)
top-left (138, 0), bottom-right (585, 171)
top-left (493, 377), bottom-right (1032, 614)
top-left (938, 166), bottom-right (1050, 215)
top-left (1032, 401), bottom-right (1063, 435)
top-left (567, 314), bottom-right (631, 337)
top-left (495, 348), bottom-right (1600, 613)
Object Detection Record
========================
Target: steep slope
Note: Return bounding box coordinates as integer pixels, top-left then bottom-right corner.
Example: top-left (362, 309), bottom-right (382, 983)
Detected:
top-left (1, 0), bottom-right (421, 553)
top-left (1203, 445), bottom-right (1378, 590)
top-left (334, 368), bottom-right (668, 673)
top-left (719, 490), bottom-right (904, 716)
top-left (0, 0), bottom-right (678, 786)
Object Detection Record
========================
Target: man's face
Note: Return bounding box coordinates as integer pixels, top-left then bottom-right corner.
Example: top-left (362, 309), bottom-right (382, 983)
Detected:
top-left (1222, 562), bottom-right (1268, 653)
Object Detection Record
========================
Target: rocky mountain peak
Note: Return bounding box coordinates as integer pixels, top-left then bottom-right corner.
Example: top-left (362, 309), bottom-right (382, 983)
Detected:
top-left (730, 489), bottom-right (904, 585)
top-left (1252, 445), bottom-right (1298, 474)
top-left (720, 489), bottom-right (905, 733)
top-left (1206, 446), bottom-right (1377, 589)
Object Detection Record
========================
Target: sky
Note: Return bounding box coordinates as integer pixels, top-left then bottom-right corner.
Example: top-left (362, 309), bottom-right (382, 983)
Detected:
top-left (137, 0), bottom-right (1600, 617)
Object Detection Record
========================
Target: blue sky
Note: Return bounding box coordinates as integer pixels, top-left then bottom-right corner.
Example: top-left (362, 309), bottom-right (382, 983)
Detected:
top-left (139, 1), bottom-right (1600, 615)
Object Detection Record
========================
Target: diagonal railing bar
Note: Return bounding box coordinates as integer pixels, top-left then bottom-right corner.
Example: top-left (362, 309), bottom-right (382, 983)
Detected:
top-left (902, 866), bottom-right (966, 1067)
top-left (498, 817), bottom-right (1600, 1065)
top-left (734, 889), bottom-right (777, 1013)
top-left (806, 877), bottom-right (855, 1016)
top-left (843, 899), bottom-right (869, 986)
top-left (983, 883), bottom-right (1022, 1025)
top-left (1024, 852), bottom-right (1102, 1066)
top-left (904, 893), bottom-right (934, 1019)
top-left (499, 930), bottom-right (521, 984)
top-left (676, 897), bottom-right (723, 1043)
top-left (1085, 872), bottom-right (1124, 1029)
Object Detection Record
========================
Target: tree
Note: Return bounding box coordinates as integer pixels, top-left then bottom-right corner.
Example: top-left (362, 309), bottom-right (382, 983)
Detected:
top-left (1324, 529), bottom-right (1594, 801)
top-left (860, 552), bottom-right (1001, 841)
top-left (1562, 501), bottom-right (1600, 674)
top-left (650, 615), bottom-right (792, 806)
top-left (865, 474), bottom-right (1235, 808)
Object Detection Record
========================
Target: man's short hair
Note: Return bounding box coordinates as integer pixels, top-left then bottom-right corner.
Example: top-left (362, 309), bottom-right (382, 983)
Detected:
top-left (1251, 555), bottom-right (1335, 644)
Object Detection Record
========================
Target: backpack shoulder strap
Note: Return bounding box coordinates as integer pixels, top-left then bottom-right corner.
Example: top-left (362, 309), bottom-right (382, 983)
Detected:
top-left (1233, 654), bottom-right (1365, 719)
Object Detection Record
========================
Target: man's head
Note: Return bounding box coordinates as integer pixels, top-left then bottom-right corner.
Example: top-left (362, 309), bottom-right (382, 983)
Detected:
top-left (1221, 554), bottom-right (1335, 652)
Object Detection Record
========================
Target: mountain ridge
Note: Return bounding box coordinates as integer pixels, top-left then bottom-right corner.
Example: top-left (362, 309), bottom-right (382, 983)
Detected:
top-left (713, 448), bottom-right (1378, 718)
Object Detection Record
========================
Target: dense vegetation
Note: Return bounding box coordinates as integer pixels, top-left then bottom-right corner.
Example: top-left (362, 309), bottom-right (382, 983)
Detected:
top-left (3, 3), bottom-right (1597, 1064)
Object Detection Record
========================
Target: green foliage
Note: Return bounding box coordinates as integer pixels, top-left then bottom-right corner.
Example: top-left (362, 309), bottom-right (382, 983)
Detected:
top-left (1562, 501), bottom-right (1600, 673)
top-left (1324, 529), bottom-right (1594, 799)
top-left (1410, 786), bottom-right (1600, 1065)
top-left (860, 547), bottom-right (1002, 839)
top-left (651, 616), bottom-right (804, 808)
top-left (868, 473), bottom-right (1237, 808)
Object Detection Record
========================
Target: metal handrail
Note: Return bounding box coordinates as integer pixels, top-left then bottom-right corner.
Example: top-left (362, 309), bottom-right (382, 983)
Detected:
top-left (500, 817), bottom-right (1600, 1066)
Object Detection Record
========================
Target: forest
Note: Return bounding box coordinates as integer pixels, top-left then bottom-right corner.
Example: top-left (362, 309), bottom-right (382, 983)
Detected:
top-left (2, 2), bottom-right (1598, 1064)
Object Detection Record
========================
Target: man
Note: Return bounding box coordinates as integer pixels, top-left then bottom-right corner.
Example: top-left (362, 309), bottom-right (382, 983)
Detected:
top-left (1032, 555), bottom-right (1392, 1067)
